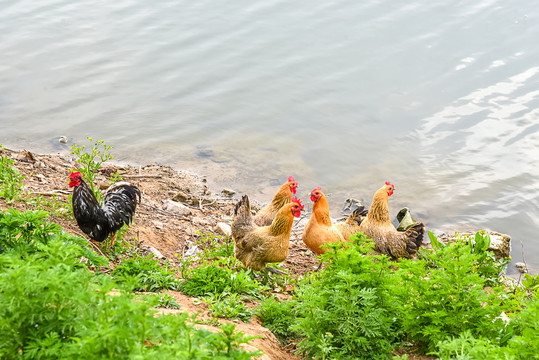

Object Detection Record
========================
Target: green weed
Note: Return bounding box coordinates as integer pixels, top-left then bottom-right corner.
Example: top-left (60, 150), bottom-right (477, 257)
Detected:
top-left (204, 292), bottom-right (254, 322)
top-left (0, 237), bottom-right (260, 359)
top-left (156, 291), bottom-right (182, 309)
top-left (70, 137), bottom-right (115, 203)
top-left (112, 255), bottom-right (180, 292)
top-left (256, 296), bottom-right (299, 343)
top-left (0, 155), bottom-right (24, 202)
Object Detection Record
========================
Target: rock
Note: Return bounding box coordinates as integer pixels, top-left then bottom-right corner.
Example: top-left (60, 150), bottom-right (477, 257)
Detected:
top-left (58, 136), bottom-right (68, 144)
top-left (487, 232), bottom-right (511, 260)
top-left (431, 229), bottom-right (511, 260)
top-left (164, 200), bottom-right (192, 216)
top-left (141, 245), bottom-right (164, 259)
top-left (342, 198), bottom-right (362, 212)
top-left (153, 221), bottom-right (164, 229)
top-left (172, 190), bottom-right (189, 203)
top-left (515, 262), bottom-right (528, 273)
top-left (214, 222), bottom-right (232, 237)
top-left (221, 188), bottom-right (236, 196)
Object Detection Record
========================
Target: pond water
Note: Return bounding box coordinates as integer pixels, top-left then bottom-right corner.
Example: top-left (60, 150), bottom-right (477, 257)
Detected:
top-left (1, 0), bottom-right (538, 273)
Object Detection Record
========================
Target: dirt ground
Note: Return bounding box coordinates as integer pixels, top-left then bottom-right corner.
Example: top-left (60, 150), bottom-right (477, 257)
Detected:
top-left (0, 147), bottom-right (321, 360)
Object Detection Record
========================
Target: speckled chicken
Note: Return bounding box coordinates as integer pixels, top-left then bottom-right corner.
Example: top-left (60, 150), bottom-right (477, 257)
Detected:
top-left (253, 176), bottom-right (298, 226)
top-left (232, 195), bottom-right (303, 272)
top-left (358, 181), bottom-right (424, 259)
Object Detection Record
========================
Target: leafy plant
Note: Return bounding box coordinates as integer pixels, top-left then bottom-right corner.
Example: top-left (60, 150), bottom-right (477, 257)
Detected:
top-left (112, 255), bottom-right (180, 292)
top-left (291, 233), bottom-right (400, 360)
top-left (0, 238), bottom-right (260, 359)
top-left (194, 231), bottom-right (236, 267)
top-left (0, 155), bottom-right (24, 202)
top-left (179, 264), bottom-right (265, 298)
top-left (204, 292), bottom-right (254, 322)
top-left (156, 291), bottom-right (182, 309)
top-left (0, 208), bottom-right (106, 266)
top-left (70, 137), bottom-right (115, 203)
top-left (256, 296), bottom-right (299, 343)
top-left (395, 232), bottom-right (511, 352)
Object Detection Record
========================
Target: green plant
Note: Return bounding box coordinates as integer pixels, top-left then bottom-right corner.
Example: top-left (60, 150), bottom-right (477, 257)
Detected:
top-left (256, 296), bottom-right (299, 343)
top-left (204, 292), bottom-right (254, 322)
top-left (179, 264), bottom-right (265, 298)
top-left (0, 208), bottom-right (106, 266)
top-left (0, 155), bottom-right (24, 202)
top-left (195, 231), bottom-right (236, 267)
top-left (291, 233), bottom-right (400, 360)
top-left (25, 194), bottom-right (71, 219)
top-left (0, 237), bottom-right (260, 359)
top-left (395, 232), bottom-right (510, 353)
top-left (156, 291), bottom-right (182, 309)
top-left (70, 137), bottom-right (115, 203)
top-left (112, 255), bottom-right (180, 292)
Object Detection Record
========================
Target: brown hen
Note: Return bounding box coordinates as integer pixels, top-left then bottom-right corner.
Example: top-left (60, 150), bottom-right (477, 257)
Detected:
top-left (358, 181), bottom-right (424, 259)
top-left (253, 176), bottom-right (298, 226)
top-left (232, 195), bottom-right (304, 272)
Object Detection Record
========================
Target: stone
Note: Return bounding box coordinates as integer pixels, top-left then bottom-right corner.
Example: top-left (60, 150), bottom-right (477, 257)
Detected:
top-left (430, 228), bottom-right (511, 260)
top-left (141, 245), bottom-right (164, 259)
top-left (172, 190), bottom-right (189, 203)
top-left (221, 188), bottom-right (236, 196)
top-left (515, 262), bottom-right (528, 273)
top-left (58, 136), bottom-right (68, 144)
top-left (164, 200), bottom-right (191, 216)
top-left (153, 221), bottom-right (164, 229)
top-left (487, 232), bottom-right (511, 260)
top-left (342, 198), bottom-right (362, 212)
top-left (214, 222), bottom-right (232, 237)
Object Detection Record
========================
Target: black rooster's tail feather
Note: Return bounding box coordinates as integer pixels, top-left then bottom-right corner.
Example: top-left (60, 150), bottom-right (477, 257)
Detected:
top-left (103, 183), bottom-right (141, 233)
top-left (346, 205), bottom-right (369, 226)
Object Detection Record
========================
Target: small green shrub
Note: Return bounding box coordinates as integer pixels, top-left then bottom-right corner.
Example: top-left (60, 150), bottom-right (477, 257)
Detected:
top-left (0, 155), bottom-right (24, 202)
top-left (291, 233), bottom-right (400, 360)
top-left (204, 292), bottom-right (254, 322)
top-left (112, 255), bottom-right (180, 292)
top-left (0, 238), bottom-right (260, 359)
top-left (70, 137), bottom-right (115, 203)
top-left (156, 291), bottom-right (182, 309)
top-left (395, 232), bottom-right (511, 352)
top-left (256, 297), bottom-right (299, 343)
top-left (179, 264), bottom-right (265, 298)
top-left (0, 208), bottom-right (106, 266)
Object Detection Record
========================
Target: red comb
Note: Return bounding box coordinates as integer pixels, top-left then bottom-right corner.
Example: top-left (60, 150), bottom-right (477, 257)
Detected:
top-left (385, 181), bottom-right (393, 186)
top-left (288, 176), bottom-right (296, 182)
top-left (70, 171), bottom-right (82, 179)
top-left (312, 186), bottom-right (321, 192)
top-left (291, 196), bottom-right (304, 208)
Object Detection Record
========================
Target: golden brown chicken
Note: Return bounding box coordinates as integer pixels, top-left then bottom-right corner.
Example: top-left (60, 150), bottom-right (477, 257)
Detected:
top-left (253, 176), bottom-right (298, 226)
top-left (232, 195), bottom-right (304, 273)
top-left (302, 187), bottom-right (366, 255)
top-left (358, 181), bottom-right (424, 259)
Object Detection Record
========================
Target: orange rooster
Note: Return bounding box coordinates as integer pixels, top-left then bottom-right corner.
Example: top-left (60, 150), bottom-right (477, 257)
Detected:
top-left (232, 195), bottom-right (304, 273)
top-left (358, 181), bottom-right (424, 259)
top-left (253, 176), bottom-right (298, 226)
top-left (302, 187), bottom-right (367, 255)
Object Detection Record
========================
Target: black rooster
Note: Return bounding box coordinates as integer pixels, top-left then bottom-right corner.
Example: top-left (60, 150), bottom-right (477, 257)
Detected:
top-left (69, 171), bottom-right (140, 246)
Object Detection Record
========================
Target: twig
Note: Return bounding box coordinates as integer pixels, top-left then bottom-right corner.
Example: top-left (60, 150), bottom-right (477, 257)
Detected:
top-left (28, 190), bottom-right (72, 196)
top-left (72, 230), bottom-right (108, 258)
top-left (122, 174), bottom-right (163, 179)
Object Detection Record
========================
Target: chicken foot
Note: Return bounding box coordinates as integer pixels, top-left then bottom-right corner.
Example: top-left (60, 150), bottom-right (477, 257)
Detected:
top-left (264, 267), bottom-right (287, 275)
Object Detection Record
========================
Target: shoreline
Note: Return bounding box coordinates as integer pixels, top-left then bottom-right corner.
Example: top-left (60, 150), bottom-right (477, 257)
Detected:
top-left (0, 145), bottom-right (526, 277)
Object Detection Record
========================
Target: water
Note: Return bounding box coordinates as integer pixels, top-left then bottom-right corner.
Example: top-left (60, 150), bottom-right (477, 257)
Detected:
top-left (1, 0), bottom-right (538, 273)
